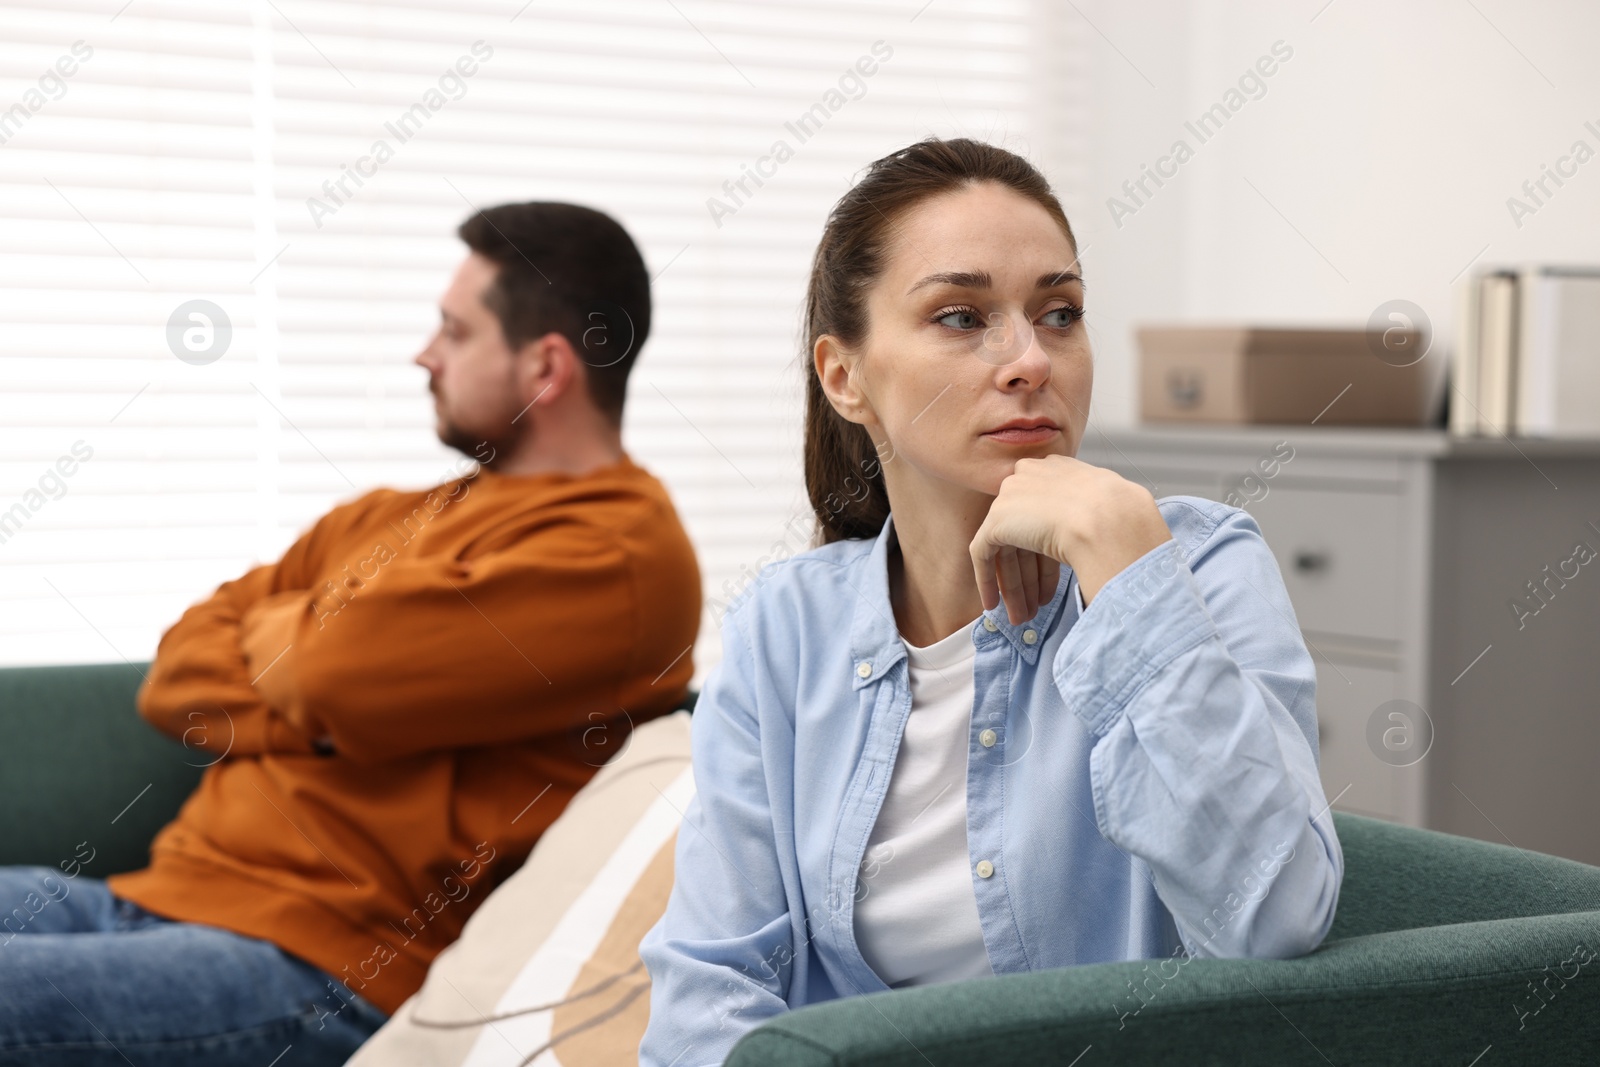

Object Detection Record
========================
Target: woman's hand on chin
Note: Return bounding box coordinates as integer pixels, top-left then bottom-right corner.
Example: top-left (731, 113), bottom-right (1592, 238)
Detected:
top-left (969, 454), bottom-right (1174, 624)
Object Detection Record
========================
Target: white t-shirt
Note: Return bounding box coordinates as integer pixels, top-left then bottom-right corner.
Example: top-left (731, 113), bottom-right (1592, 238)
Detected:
top-left (852, 616), bottom-right (995, 989)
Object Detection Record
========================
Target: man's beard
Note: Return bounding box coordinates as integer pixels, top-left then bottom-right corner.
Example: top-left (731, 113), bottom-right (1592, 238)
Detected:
top-left (437, 418), bottom-right (506, 471)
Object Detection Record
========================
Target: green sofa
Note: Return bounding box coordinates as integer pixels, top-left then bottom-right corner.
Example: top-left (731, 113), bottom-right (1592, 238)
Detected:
top-left (0, 662), bottom-right (202, 878)
top-left (4, 663), bottom-right (1597, 1064)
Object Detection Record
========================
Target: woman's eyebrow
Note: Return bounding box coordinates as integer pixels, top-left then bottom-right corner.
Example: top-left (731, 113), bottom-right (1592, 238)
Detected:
top-left (906, 269), bottom-right (990, 294)
top-left (906, 268), bottom-right (1082, 294)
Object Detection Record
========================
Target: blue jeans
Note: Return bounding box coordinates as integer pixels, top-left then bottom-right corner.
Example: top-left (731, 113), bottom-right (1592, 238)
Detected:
top-left (0, 865), bottom-right (389, 1065)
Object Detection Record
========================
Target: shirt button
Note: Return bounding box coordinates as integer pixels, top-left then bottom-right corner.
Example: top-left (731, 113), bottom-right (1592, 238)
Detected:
top-left (983, 617), bottom-right (998, 632)
top-left (1022, 628), bottom-right (1038, 645)
top-left (979, 728), bottom-right (997, 748)
top-left (975, 860), bottom-right (994, 879)
top-left (855, 661), bottom-right (872, 678)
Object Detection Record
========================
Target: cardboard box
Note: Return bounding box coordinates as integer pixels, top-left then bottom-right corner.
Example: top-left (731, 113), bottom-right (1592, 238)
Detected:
top-left (1137, 326), bottom-right (1434, 426)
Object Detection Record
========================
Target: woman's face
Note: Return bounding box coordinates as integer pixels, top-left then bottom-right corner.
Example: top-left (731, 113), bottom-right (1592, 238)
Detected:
top-left (817, 180), bottom-right (1091, 501)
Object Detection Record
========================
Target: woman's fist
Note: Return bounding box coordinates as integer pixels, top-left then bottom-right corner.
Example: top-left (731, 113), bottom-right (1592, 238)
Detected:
top-left (969, 455), bottom-right (1173, 624)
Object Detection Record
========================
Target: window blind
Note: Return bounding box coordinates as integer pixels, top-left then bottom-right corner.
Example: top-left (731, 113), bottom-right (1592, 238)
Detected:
top-left (0, 0), bottom-right (1084, 679)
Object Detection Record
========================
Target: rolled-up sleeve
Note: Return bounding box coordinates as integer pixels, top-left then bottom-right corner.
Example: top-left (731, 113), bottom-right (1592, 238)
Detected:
top-left (1052, 501), bottom-right (1343, 960)
top-left (638, 601), bottom-right (795, 1067)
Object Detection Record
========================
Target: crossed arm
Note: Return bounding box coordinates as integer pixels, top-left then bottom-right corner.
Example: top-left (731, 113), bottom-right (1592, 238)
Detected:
top-left (139, 585), bottom-right (321, 761)
top-left (135, 500), bottom-right (353, 761)
top-left (138, 492), bottom-right (639, 765)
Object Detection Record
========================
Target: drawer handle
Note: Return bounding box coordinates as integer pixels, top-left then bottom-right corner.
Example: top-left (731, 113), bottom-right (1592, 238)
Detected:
top-left (1294, 551), bottom-right (1331, 574)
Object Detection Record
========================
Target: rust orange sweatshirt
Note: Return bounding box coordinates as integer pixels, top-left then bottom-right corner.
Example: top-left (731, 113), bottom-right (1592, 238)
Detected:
top-left (106, 452), bottom-right (701, 1015)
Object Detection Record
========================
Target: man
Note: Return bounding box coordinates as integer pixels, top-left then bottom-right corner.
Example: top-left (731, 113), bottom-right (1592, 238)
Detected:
top-left (0, 203), bottom-right (702, 1065)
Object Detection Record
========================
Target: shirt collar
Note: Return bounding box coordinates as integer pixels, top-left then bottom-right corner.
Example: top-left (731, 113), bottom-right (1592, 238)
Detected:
top-left (847, 510), bottom-right (1077, 691)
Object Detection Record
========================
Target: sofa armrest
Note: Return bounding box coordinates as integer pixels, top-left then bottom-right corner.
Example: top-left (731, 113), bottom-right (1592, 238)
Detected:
top-left (0, 662), bottom-right (202, 876)
top-left (728, 910), bottom-right (1600, 1066)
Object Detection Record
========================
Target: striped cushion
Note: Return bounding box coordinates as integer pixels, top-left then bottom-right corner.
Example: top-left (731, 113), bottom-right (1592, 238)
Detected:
top-left (349, 710), bottom-right (692, 1066)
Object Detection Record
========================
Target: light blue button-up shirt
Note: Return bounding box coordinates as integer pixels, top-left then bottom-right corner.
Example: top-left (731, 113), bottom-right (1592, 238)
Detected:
top-left (639, 496), bottom-right (1343, 1066)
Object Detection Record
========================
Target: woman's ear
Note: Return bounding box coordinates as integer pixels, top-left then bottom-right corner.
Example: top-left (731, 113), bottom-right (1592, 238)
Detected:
top-left (814, 334), bottom-right (877, 428)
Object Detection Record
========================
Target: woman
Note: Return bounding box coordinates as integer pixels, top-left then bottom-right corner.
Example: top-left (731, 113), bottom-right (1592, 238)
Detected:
top-left (638, 137), bottom-right (1341, 1065)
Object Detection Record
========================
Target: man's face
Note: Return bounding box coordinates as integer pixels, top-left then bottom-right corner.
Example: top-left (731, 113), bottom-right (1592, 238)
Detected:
top-left (414, 252), bottom-right (526, 462)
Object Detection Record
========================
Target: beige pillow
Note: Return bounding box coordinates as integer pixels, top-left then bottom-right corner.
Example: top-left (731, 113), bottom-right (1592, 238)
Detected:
top-left (347, 710), bottom-right (692, 1066)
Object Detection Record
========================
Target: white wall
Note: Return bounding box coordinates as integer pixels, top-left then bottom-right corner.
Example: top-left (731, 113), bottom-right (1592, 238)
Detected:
top-left (1073, 0), bottom-right (1600, 428)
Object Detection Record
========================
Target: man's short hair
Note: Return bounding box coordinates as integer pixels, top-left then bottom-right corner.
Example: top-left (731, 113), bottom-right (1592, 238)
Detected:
top-left (457, 202), bottom-right (651, 423)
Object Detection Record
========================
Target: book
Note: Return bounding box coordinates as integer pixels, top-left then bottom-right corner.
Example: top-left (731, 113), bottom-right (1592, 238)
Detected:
top-left (1478, 271), bottom-right (1518, 436)
top-left (1515, 269), bottom-right (1600, 437)
top-left (1451, 272), bottom-right (1480, 435)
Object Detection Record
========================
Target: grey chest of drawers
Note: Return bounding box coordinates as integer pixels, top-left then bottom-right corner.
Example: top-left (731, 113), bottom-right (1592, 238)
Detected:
top-left (1076, 425), bottom-right (1600, 866)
